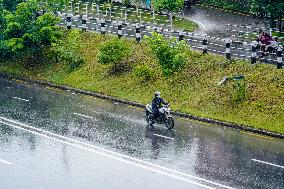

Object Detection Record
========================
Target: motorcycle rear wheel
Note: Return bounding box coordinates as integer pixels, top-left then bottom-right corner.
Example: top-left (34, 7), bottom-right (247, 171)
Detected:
top-left (166, 117), bottom-right (174, 130)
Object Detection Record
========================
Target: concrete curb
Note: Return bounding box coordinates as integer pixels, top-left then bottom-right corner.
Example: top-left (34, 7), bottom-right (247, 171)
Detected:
top-left (1, 72), bottom-right (283, 139)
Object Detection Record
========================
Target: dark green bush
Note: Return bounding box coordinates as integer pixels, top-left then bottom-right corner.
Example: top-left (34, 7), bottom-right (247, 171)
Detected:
top-left (134, 64), bottom-right (155, 81)
top-left (146, 32), bottom-right (189, 76)
top-left (51, 30), bottom-right (85, 72)
top-left (98, 38), bottom-right (131, 72)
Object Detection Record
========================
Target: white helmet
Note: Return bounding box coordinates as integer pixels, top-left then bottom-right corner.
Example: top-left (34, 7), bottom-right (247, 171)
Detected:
top-left (154, 91), bottom-right (161, 98)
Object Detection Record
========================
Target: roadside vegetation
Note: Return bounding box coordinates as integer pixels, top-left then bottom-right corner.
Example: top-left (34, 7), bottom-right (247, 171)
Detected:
top-left (0, 0), bottom-right (284, 134)
top-left (1, 29), bottom-right (284, 134)
top-left (200, 0), bottom-right (284, 29)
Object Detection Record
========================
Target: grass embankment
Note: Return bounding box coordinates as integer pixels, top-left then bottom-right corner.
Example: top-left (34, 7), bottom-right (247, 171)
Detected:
top-left (0, 31), bottom-right (284, 134)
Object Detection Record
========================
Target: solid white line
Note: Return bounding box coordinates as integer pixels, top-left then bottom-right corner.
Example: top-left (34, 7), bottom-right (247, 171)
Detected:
top-left (0, 120), bottom-right (213, 189)
top-left (0, 116), bottom-right (234, 189)
top-left (13, 97), bottom-right (29, 102)
top-left (73, 113), bottom-right (93, 119)
top-left (251, 159), bottom-right (284, 169)
top-left (153, 133), bottom-right (174, 140)
top-left (0, 158), bottom-right (12, 165)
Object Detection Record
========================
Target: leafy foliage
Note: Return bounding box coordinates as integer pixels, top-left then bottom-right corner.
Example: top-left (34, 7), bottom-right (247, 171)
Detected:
top-left (134, 64), bottom-right (155, 81)
top-left (201, 0), bottom-right (284, 22)
top-left (51, 30), bottom-right (84, 72)
top-left (0, 0), bottom-right (63, 61)
top-left (98, 38), bottom-right (131, 72)
top-left (153, 0), bottom-right (184, 12)
top-left (0, 1), bottom-right (6, 38)
top-left (1, 0), bottom-right (25, 12)
top-left (146, 32), bottom-right (189, 76)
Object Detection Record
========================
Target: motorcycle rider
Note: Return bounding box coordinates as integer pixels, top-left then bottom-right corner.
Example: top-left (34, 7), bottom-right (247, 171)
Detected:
top-left (151, 91), bottom-right (168, 120)
top-left (257, 31), bottom-right (274, 57)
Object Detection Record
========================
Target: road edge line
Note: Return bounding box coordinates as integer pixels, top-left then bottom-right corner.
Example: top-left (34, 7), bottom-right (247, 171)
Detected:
top-left (0, 117), bottom-right (234, 189)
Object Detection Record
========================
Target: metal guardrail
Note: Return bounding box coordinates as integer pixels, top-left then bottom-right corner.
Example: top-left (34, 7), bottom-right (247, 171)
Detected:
top-left (54, 1), bottom-right (283, 68)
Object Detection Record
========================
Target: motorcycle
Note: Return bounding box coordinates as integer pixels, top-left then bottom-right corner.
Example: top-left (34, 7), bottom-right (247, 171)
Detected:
top-left (145, 104), bottom-right (175, 130)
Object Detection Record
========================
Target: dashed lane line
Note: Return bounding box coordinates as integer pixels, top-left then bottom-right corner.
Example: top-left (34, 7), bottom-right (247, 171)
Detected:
top-left (153, 133), bottom-right (174, 140)
top-left (251, 159), bottom-right (284, 169)
top-left (13, 97), bottom-right (29, 102)
top-left (73, 112), bottom-right (94, 119)
top-left (0, 158), bottom-right (12, 165)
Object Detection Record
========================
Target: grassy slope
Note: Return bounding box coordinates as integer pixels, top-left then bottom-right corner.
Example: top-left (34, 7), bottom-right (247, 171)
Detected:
top-left (1, 31), bottom-right (284, 134)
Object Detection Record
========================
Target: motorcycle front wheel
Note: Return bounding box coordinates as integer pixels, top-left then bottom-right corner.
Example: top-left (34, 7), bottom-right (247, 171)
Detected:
top-left (165, 117), bottom-right (174, 130)
top-left (146, 113), bottom-right (154, 126)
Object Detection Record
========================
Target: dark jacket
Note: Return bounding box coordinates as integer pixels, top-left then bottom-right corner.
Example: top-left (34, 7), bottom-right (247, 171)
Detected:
top-left (151, 97), bottom-right (167, 114)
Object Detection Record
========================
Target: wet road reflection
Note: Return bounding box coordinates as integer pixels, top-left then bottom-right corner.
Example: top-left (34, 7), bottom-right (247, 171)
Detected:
top-left (187, 5), bottom-right (269, 37)
top-left (0, 78), bottom-right (283, 189)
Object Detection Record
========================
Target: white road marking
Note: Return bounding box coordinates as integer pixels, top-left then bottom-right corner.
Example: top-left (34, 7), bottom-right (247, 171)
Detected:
top-left (0, 158), bottom-right (12, 165)
top-left (0, 120), bottom-right (212, 189)
top-left (13, 97), bottom-right (29, 102)
top-left (251, 159), bottom-right (284, 169)
top-left (73, 113), bottom-right (94, 119)
top-left (0, 116), bottom-right (234, 189)
top-left (153, 133), bottom-right (174, 140)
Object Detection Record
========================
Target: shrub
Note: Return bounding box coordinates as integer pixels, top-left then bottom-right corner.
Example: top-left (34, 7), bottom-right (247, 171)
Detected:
top-left (98, 38), bottom-right (131, 72)
top-left (134, 64), bottom-right (155, 81)
top-left (146, 32), bottom-right (189, 76)
top-left (154, 0), bottom-right (184, 12)
top-left (51, 29), bottom-right (84, 72)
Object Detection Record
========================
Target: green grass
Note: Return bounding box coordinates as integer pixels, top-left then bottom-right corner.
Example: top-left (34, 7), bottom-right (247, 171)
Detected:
top-left (1, 31), bottom-right (284, 134)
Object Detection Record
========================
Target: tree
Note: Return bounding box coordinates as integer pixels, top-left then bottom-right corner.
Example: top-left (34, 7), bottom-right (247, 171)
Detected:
top-left (146, 32), bottom-right (188, 76)
top-left (2, 0), bottom-right (63, 60)
top-left (2, 0), bottom-right (25, 12)
top-left (51, 29), bottom-right (85, 72)
top-left (0, 0), bottom-right (5, 38)
top-left (153, 0), bottom-right (184, 12)
top-left (98, 38), bottom-right (131, 72)
top-left (0, 1), bottom-right (11, 57)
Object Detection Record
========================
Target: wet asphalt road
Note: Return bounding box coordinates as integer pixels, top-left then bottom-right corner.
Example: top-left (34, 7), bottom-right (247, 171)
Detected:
top-left (0, 77), bottom-right (283, 189)
top-left (187, 5), bottom-right (269, 37)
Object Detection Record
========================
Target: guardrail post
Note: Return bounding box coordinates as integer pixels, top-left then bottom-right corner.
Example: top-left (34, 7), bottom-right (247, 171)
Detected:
top-left (225, 38), bottom-right (231, 60)
top-left (118, 21), bottom-right (123, 38)
top-left (101, 18), bottom-right (106, 34)
top-left (135, 23), bottom-right (141, 43)
top-left (66, 13), bottom-right (72, 30)
top-left (179, 30), bottom-right (184, 41)
top-left (82, 15), bottom-right (87, 31)
top-left (157, 27), bottom-right (163, 35)
top-left (251, 40), bottom-right (258, 64)
top-left (202, 38), bottom-right (208, 54)
top-left (277, 45), bottom-right (283, 69)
